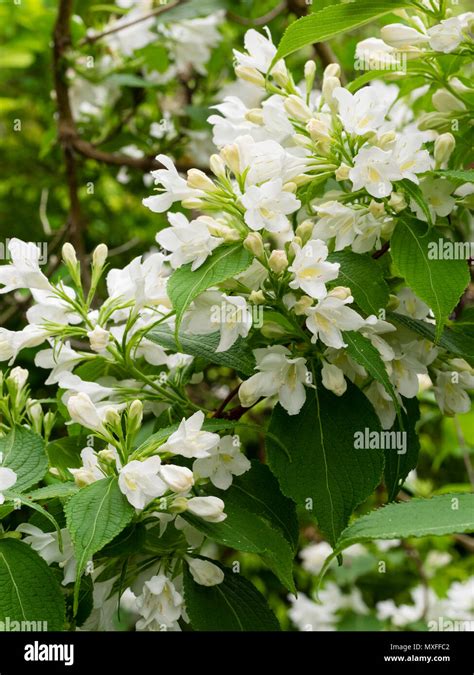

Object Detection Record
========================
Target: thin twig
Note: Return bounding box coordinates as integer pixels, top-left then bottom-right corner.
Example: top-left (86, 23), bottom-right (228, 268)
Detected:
top-left (79, 0), bottom-right (182, 46)
top-left (39, 188), bottom-right (52, 235)
top-left (227, 1), bottom-right (286, 26)
top-left (212, 383), bottom-right (241, 418)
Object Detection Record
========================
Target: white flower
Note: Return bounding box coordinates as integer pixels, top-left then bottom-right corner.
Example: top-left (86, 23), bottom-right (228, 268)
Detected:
top-left (182, 290), bottom-right (252, 353)
top-left (288, 239), bottom-right (339, 300)
top-left (17, 523), bottom-right (76, 585)
top-left (87, 325), bottom-right (110, 352)
top-left (186, 558), bottom-right (224, 586)
top-left (428, 17), bottom-right (464, 54)
top-left (119, 457), bottom-right (167, 510)
top-left (349, 146), bottom-right (401, 198)
top-left (239, 345), bottom-right (309, 416)
top-left (365, 380), bottom-right (396, 429)
top-left (67, 392), bottom-right (125, 433)
top-left (299, 541), bottom-right (333, 575)
top-left (27, 286), bottom-right (81, 326)
top-left (305, 291), bottom-right (367, 349)
top-left (7, 366), bottom-right (29, 389)
top-left (313, 202), bottom-right (359, 252)
top-left (391, 132), bottom-right (431, 183)
top-left (69, 448), bottom-right (104, 487)
top-left (143, 155), bottom-right (201, 213)
top-left (156, 213), bottom-right (223, 271)
top-left (396, 288), bottom-right (431, 320)
top-left (58, 373), bottom-right (115, 404)
top-left (103, 3), bottom-right (156, 56)
top-left (233, 135), bottom-right (306, 186)
top-left (186, 495), bottom-right (226, 522)
top-left (0, 325), bottom-right (49, 365)
top-left (410, 177), bottom-right (455, 222)
top-left (136, 574), bottom-right (184, 631)
top-left (0, 467), bottom-right (17, 504)
top-left (233, 28), bottom-right (277, 74)
top-left (0, 239), bottom-right (51, 294)
top-left (160, 411), bottom-right (220, 459)
top-left (165, 13), bottom-right (223, 76)
top-left (380, 23), bottom-right (428, 49)
top-left (288, 592), bottom-right (337, 631)
top-left (35, 341), bottom-right (84, 385)
top-left (321, 360), bottom-right (347, 396)
top-left (355, 38), bottom-right (400, 70)
top-left (333, 86), bottom-right (390, 136)
top-left (106, 252), bottom-right (169, 315)
top-left (193, 435), bottom-right (251, 490)
top-left (377, 586), bottom-right (441, 626)
top-left (434, 370), bottom-right (474, 416)
top-left (242, 179), bottom-right (300, 233)
top-left (159, 464), bottom-right (194, 493)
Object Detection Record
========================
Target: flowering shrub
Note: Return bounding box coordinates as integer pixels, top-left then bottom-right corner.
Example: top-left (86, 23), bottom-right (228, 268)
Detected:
top-left (0, 0), bottom-right (473, 632)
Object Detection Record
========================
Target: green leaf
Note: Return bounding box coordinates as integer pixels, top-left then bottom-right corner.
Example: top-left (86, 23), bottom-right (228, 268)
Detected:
top-left (147, 324), bottom-right (255, 376)
top-left (168, 244), bottom-right (253, 338)
top-left (65, 477), bottom-right (134, 612)
top-left (434, 169), bottom-right (474, 182)
top-left (0, 539), bottom-right (65, 630)
top-left (183, 462), bottom-right (298, 592)
top-left (344, 331), bottom-right (400, 422)
top-left (26, 482), bottom-right (80, 501)
top-left (399, 179), bottom-right (434, 227)
top-left (391, 219), bottom-right (470, 340)
top-left (4, 491), bottom-right (63, 547)
top-left (273, 1), bottom-right (412, 63)
top-left (388, 312), bottom-right (474, 364)
top-left (335, 493), bottom-right (474, 553)
top-left (384, 398), bottom-right (420, 502)
top-left (267, 382), bottom-right (384, 547)
top-left (328, 251), bottom-right (389, 315)
top-left (183, 560), bottom-right (280, 631)
top-left (0, 427), bottom-right (48, 492)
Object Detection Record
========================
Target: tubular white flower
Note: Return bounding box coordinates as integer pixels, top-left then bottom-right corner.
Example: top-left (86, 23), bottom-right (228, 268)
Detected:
top-left (0, 467), bottom-right (17, 504)
top-left (160, 410), bottom-right (220, 459)
top-left (349, 146), bottom-right (402, 198)
top-left (159, 464), bottom-right (195, 493)
top-left (193, 435), bottom-right (251, 490)
top-left (305, 292), bottom-right (369, 349)
top-left (69, 448), bottom-right (104, 487)
top-left (119, 457), bottom-right (167, 510)
top-left (0, 239), bottom-right (52, 294)
top-left (143, 155), bottom-right (201, 213)
top-left (186, 558), bottom-right (224, 586)
top-left (186, 495), bottom-right (227, 522)
top-left (242, 179), bottom-right (300, 233)
top-left (156, 212), bottom-right (223, 271)
top-left (333, 86), bottom-right (390, 136)
top-left (288, 239), bottom-right (340, 300)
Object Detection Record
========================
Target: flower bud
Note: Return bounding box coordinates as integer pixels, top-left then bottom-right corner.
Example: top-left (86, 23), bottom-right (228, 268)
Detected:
top-left (245, 108), bottom-right (264, 125)
top-left (43, 411), bottom-right (56, 437)
top-left (181, 197), bottom-right (204, 209)
top-left (294, 295), bottom-right (314, 315)
top-left (268, 250), bottom-right (288, 274)
top-left (377, 130), bottom-right (396, 150)
top-left (418, 112), bottom-right (452, 132)
top-left (432, 89), bottom-right (466, 113)
top-left (186, 558), bottom-right (224, 587)
top-left (369, 200), bottom-right (385, 218)
top-left (210, 153), bottom-right (227, 178)
top-left (260, 321), bottom-right (287, 338)
top-left (283, 181), bottom-right (297, 193)
top-left (322, 76), bottom-right (341, 109)
top-left (335, 163), bottom-right (351, 181)
top-left (284, 95), bottom-right (312, 122)
top-left (321, 361), bottom-right (347, 397)
top-left (26, 399), bottom-right (43, 432)
top-left (7, 366), bottom-right (28, 390)
top-left (387, 294), bottom-right (401, 311)
top-left (220, 144), bottom-right (241, 175)
top-left (98, 447), bottom-right (117, 465)
top-left (127, 399), bottom-right (143, 435)
top-left (87, 325), bottom-right (109, 352)
top-left (235, 65), bottom-right (265, 87)
top-left (329, 286), bottom-right (352, 301)
top-left (92, 244), bottom-right (108, 270)
top-left (160, 464), bottom-right (194, 493)
top-left (434, 132), bottom-right (455, 166)
top-left (62, 243), bottom-right (78, 266)
top-left (203, 218), bottom-right (240, 242)
top-left (295, 220), bottom-right (314, 243)
top-left (169, 496), bottom-right (188, 513)
top-left (187, 168), bottom-right (218, 192)
top-left (104, 407), bottom-right (121, 427)
top-left (380, 23), bottom-right (427, 49)
top-left (270, 59), bottom-right (290, 87)
top-left (304, 59), bottom-right (316, 80)
top-left (249, 290), bottom-right (265, 304)
top-left (243, 232), bottom-right (264, 259)
top-left (388, 191), bottom-right (407, 212)
top-left (324, 63), bottom-right (341, 78)
top-left (187, 496), bottom-right (226, 522)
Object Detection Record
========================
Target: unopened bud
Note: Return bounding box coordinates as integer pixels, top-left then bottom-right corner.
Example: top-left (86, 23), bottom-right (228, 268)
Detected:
top-left (268, 250), bottom-right (288, 274)
top-left (270, 60), bottom-right (290, 87)
top-left (304, 60), bottom-right (317, 80)
top-left (283, 181), bottom-right (297, 193)
top-left (235, 65), bottom-right (265, 87)
top-left (335, 163), bottom-right (351, 181)
top-left (377, 130), bottom-right (396, 150)
top-left (329, 286), bottom-right (352, 301)
top-left (181, 197), bottom-right (204, 209)
top-left (92, 244), bottom-right (108, 270)
top-left (295, 220), bottom-right (314, 244)
top-left (432, 89), bottom-right (465, 113)
top-left (87, 325), bottom-right (109, 352)
top-left (243, 232), bottom-right (264, 259)
top-left (249, 290), bottom-right (265, 304)
top-left (369, 200), bottom-right (385, 218)
top-left (245, 108), bottom-right (264, 125)
top-left (169, 496), bottom-right (189, 513)
top-left (434, 132), bottom-right (455, 166)
top-left (209, 154), bottom-right (227, 178)
top-left (388, 191), bottom-right (407, 212)
top-left (294, 295), bottom-right (313, 315)
top-left (187, 169), bottom-right (218, 192)
top-left (324, 63), bottom-right (341, 79)
top-left (128, 399), bottom-right (143, 434)
top-left (418, 112), bottom-right (452, 132)
top-left (98, 447), bottom-right (117, 464)
top-left (220, 144), bottom-right (241, 175)
top-left (261, 321), bottom-right (287, 338)
top-left (284, 95), bottom-right (312, 122)
top-left (62, 243), bottom-right (78, 266)
top-left (322, 76), bottom-right (341, 108)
